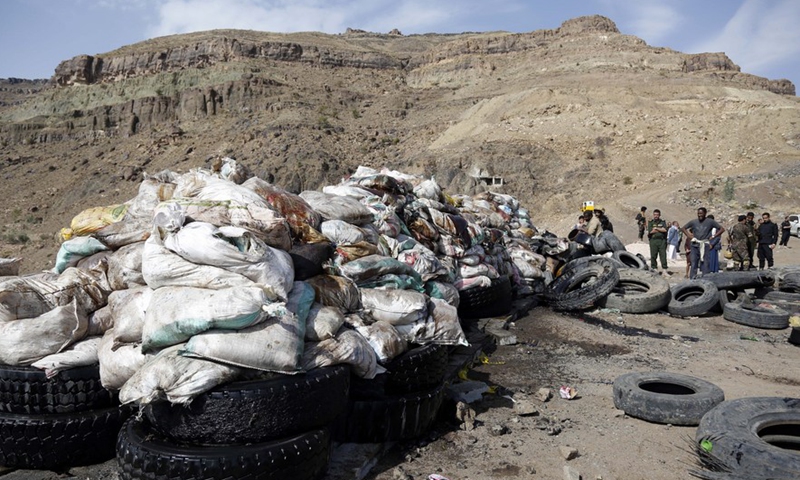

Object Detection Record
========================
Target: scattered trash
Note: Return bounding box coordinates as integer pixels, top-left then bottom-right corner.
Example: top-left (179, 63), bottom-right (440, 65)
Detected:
top-left (478, 352), bottom-right (505, 365)
top-left (700, 439), bottom-right (713, 453)
top-left (559, 386), bottom-right (578, 399)
top-left (428, 475), bottom-right (450, 480)
top-left (740, 335), bottom-right (759, 341)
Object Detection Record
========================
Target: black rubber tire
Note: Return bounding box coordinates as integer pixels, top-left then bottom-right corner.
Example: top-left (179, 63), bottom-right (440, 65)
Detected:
top-left (351, 344), bottom-right (448, 399)
top-left (754, 297), bottom-right (800, 315)
top-left (612, 372), bottom-right (724, 426)
top-left (668, 280), bottom-right (719, 317)
top-left (779, 272), bottom-right (800, 293)
top-left (789, 327), bottom-right (800, 346)
top-left (144, 365), bottom-right (349, 445)
top-left (612, 250), bottom-right (648, 270)
top-left (695, 397), bottom-right (800, 478)
top-left (0, 363), bottom-right (116, 414)
top-left (458, 276), bottom-right (513, 319)
top-left (701, 270), bottom-right (776, 290)
top-left (592, 231), bottom-right (626, 254)
top-left (544, 256), bottom-right (619, 311)
top-left (722, 302), bottom-right (790, 329)
top-left (0, 405), bottom-right (132, 470)
top-left (713, 289), bottom-right (747, 314)
top-left (289, 242), bottom-right (333, 281)
top-left (334, 384), bottom-right (444, 443)
top-left (117, 418), bottom-right (331, 480)
top-left (599, 269), bottom-right (671, 313)
top-left (764, 290), bottom-right (800, 303)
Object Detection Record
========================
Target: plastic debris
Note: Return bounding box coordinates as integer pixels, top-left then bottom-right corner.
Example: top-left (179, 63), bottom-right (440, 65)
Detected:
top-left (559, 385), bottom-right (578, 399)
top-left (428, 475), bottom-right (450, 480)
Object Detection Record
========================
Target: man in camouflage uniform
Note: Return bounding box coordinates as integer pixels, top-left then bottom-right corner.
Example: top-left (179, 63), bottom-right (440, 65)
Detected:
top-left (745, 211), bottom-right (757, 270)
top-left (729, 215), bottom-right (751, 270)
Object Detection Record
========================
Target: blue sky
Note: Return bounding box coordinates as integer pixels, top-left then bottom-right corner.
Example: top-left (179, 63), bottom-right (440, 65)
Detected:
top-left (1, 0), bottom-right (799, 89)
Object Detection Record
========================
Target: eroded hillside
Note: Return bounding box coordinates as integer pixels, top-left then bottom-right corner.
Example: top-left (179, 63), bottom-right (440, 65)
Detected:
top-left (1, 15), bottom-right (799, 273)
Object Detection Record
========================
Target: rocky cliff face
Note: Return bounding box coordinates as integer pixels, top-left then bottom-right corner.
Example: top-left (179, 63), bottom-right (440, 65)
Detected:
top-left (1, 15), bottom-right (799, 274)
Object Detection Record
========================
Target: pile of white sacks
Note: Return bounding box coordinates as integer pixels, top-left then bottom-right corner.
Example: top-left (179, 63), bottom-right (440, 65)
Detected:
top-left (0, 160), bottom-right (553, 406)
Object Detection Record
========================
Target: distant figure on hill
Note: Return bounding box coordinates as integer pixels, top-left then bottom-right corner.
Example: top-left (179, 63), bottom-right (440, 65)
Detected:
top-left (595, 207), bottom-right (613, 232)
top-left (635, 206), bottom-right (647, 241)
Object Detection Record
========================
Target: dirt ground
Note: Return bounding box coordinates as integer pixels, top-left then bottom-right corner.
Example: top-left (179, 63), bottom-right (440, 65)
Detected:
top-left (362, 247), bottom-right (800, 480)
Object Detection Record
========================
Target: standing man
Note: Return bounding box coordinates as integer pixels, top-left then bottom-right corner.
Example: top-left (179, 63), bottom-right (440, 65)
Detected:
top-left (647, 209), bottom-right (669, 273)
top-left (757, 212), bottom-right (779, 269)
top-left (635, 206), bottom-right (648, 242)
top-left (583, 209), bottom-right (603, 237)
top-left (745, 212), bottom-right (757, 270)
top-left (595, 207), bottom-right (614, 233)
top-left (666, 221), bottom-right (682, 260)
top-left (729, 215), bottom-right (751, 271)
top-left (780, 216), bottom-right (791, 247)
top-left (682, 207), bottom-right (725, 279)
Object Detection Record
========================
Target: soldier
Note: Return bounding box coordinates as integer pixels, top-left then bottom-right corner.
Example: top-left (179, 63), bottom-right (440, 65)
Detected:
top-left (728, 215), bottom-right (750, 270)
top-left (647, 209), bottom-right (669, 273)
top-left (745, 211), bottom-right (757, 270)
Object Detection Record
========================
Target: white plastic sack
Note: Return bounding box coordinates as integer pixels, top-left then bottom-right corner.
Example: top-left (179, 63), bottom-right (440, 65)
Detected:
top-left (286, 281), bottom-right (316, 325)
top-left (0, 300), bottom-right (88, 365)
top-left (299, 191), bottom-right (374, 226)
top-left (182, 306), bottom-right (304, 373)
top-left (305, 303), bottom-right (345, 341)
top-left (320, 220), bottom-right (371, 245)
top-left (88, 305), bottom-right (114, 336)
top-left (413, 178), bottom-right (442, 201)
top-left (355, 321), bottom-right (408, 363)
top-left (98, 330), bottom-right (152, 390)
top-left (424, 281), bottom-right (461, 308)
top-left (31, 336), bottom-right (101, 378)
top-left (119, 344), bottom-right (240, 405)
top-left (163, 222), bottom-right (294, 301)
top-left (0, 257), bottom-right (21, 277)
top-left (360, 288), bottom-right (428, 325)
top-left (302, 329), bottom-right (384, 379)
top-left (141, 286), bottom-right (273, 353)
top-left (395, 298), bottom-right (468, 346)
top-left (109, 286), bottom-right (154, 347)
top-left (106, 242), bottom-right (146, 290)
top-left (141, 229), bottom-right (258, 291)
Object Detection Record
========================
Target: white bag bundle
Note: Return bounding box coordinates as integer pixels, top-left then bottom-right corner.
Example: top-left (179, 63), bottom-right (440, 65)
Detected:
top-left (109, 286), bottom-right (154, 347)
top-left (320, 220), bottom-right (372, 245)
top-left (163, 222), bottom-right (294, 301)
top-left (360, 288), bottom-right (428, 325)
top-left (458, 263), bottom-right (491, 279)
top-left (424, 281), bottom-right (460, 308)
top-left (395, 298), bottom-right (468, 346)
top-left (106, 242), bottom-right (146, 290)
top-left (182, 306), bottom-right (304, 373)
top-left (88, 305), bottom-right (114, 336)
top-left (321, 184), bottom-right (376, 200)
top-left (54, 236), bottom-right (109, 274)
top-left (299, 191), bottom-right (374, 226)
top-left (141, 286), bottom-right (273, 353)
top-left (509, 247), bottom-right (546, 279)
top-left (0, 299), bottom-right (88, 365)
top-left (119, 344), bottom-right (240, 405)
top-left (355, 321), bottom-right (408, 363)
top-left (413, 178), bottom-right (442, 201)
top-left (0, 257), bottom-right (21, 277)
top-left (305, 303), bottom-right (345, 341)
top-left (141, 229), bottom-right (257, 291)
top-left (31, 336), bottom-right (101, 378)
top-left (0, 275), bottom-right (53, 321)
top-left (49, 265), bottom-right (112, 315)
top-left (97, 330), bottom-right (152, 390)
top-left (302, 329), bottom-right (384, 379)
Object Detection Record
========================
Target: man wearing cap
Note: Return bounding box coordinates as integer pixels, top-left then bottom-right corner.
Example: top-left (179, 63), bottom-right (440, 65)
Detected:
top-left (635, 206), bottom-right (647, 241)
top-left (647, 209), bottom-right (669, 272)
top-left (682, 207), bottom-right (725, 279)
top-left (745, 212), bottom-right (757, 270)
top-left (595, 207), bottom-right (613, 232)
top-left (729, 215), bottom-right (751, 270)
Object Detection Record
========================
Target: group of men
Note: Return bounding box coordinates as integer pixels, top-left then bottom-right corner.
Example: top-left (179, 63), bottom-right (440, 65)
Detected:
top-left (727, 211), bottom-right (780, 271)
top-left (641, 207), bottom-right (779, 278)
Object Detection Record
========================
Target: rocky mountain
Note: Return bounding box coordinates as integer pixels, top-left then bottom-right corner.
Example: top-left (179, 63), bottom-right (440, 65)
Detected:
top-left (1, 15), bottom-right (799, 274)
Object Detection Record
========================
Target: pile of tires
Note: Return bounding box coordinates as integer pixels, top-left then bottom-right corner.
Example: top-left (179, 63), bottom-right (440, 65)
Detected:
top-left (695, 397), bottom-right (800, 479)
top-left (458, 275), bottom-right (513, 320)
top-left (600, 269), bottom-right (671, 314)
top-left (544, 256), bottom-right (619, 311)
top-left (668, 271), bottom-right (780, 320)
top-left (117, 365), bottom-right (350, 480)
top-left (335, 344), bottom-right (447, 443)
top-left (0, 364), bottom-right (131, 470)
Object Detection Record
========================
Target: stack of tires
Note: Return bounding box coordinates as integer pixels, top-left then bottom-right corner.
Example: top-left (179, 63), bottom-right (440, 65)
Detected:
top-left (117, 365), bottom-right (350, 480)
top-left (0, 364), bottom-right (131, 470)
top-left (336, 344), bottom-right (447, 443)
top-left (458, 275), bottom-right (513, 320)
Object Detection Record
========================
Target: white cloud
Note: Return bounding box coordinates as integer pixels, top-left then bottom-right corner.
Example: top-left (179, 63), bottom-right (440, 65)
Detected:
top-left (689, 0), bottom-right (800, 78)
top-left (595, 0), bottom-right (683, 45)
